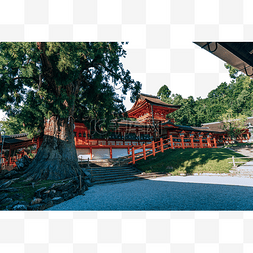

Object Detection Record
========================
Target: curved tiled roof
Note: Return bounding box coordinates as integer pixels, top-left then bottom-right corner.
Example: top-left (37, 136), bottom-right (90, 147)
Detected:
top-left (127, 93), bottom-right (181, 115)
top-left (139, 93), bottom-right (181, 108)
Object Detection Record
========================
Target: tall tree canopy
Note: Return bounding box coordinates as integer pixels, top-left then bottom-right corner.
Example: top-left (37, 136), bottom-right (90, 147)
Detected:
top-left (0, 42), bottom-right (141, 180)
top-left (157, 64), bottom-right (253, 127)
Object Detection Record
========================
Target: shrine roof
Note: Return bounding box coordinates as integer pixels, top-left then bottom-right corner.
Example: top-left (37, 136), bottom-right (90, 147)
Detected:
top-left (0, 133), bottom-right (31, 145)
top-left (0, 133), bottom-right (35, 150)
top-left (127, 93), bottom-right (181, 114)
top-left (176, 125), bottom-right (225, 134)
top-left (139, 93), bottom-right (181, 108)
top-left (201, 117), bottom-right (253, 131)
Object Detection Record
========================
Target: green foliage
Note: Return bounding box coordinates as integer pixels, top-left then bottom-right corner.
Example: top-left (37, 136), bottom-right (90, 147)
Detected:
top-left (220, 109), bottom-right (247, 140)
top-left (0, 117), bottom-right (25, 135)
top-left (0, 42), bottom-right (141, 136)
top-left (157, 65), bottom-right (253, 126)
top-left (157, 85), bottom-right (172, 103)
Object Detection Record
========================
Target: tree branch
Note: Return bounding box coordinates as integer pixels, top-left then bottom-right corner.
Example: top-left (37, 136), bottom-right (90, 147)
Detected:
top-left (13, 76), bottom-right (38, 82)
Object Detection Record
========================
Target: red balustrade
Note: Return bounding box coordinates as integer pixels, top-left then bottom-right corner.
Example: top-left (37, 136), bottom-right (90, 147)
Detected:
top-left (128, 134), bottom-right (219, 165)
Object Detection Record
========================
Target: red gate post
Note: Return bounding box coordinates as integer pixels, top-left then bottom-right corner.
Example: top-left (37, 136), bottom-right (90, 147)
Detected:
top-left (152, 141), bottom-right (155, 156)
top-left (132, 146), bottom-right (135, 164)
top-left (207, 133), bottom-right (212, 148)
top-left (247, 132), bottom-right (250, 141)
top-left (213, 137), bottom-right (217, 148)
top-left (160, 138), bottom-right (164, 153)
top-left (180, 131), bottom-right (185, 149)
top-left (207, 137), bottom-right (211, 148)
top-left (190, 132), bottom-right (195, 148)
top-left (170, 135), bottom-right (174, 149)
top-left (199, 132), bottom-right (204, 148)
top-left (143, 143), bottom-right (146, 160)
top-left (110, 147), bottom-right (112, 159)
top-left (128, 147), bottom-right (130, 155)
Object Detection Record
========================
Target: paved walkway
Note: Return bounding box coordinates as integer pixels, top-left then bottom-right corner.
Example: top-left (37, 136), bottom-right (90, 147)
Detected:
top-left (47, 175), bottom-right (253, 211)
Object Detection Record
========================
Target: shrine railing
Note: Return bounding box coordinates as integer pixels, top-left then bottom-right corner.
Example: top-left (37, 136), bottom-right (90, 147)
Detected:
top-left (128, 134), bottom-right (217, 165)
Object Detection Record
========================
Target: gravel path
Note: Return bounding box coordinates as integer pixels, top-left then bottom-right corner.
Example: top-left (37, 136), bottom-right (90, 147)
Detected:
top-left (47, 175), bottom-right (253, 211)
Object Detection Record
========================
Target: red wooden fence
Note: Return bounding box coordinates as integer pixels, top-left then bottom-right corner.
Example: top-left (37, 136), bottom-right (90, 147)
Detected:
top-left (129, 134), bottom-right (217, 165)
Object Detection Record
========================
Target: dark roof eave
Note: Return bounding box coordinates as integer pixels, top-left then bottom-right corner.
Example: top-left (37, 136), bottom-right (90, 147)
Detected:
top-left (175, 125), bottom-right (225, 133)
top-left (148, 101), bottom-right (181, 109)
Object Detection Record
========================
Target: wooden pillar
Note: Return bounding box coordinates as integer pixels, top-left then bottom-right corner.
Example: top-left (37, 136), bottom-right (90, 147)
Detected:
top-left (207, 137), bottom-right (211, 148)
top-left (160, 138), bottom-right (164, 153)
top-left (143, 143), bottom-right (146, 160)
top-left (152, 141), bottom-right (155, 156)
top-left (190, 136), bottom-right (194, 148)
top-left (213, 137), bottom-right (217, 148)
top-left (170, 135), bottom-right (174, 149)
top-left (128, 147), bottom-right (130, 155)
top-left (110, 147), bottom-right (112, 159)
top-left (180, 132), bottom-right (185, 149)
top-left (199, 134), bottom-right (203, 149)
top-left (132, 146), bottom-right (135, 165)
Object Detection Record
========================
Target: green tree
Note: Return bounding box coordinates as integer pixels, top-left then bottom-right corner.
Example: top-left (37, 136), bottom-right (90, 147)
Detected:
top-left (157, 85), bottom-right (172, 103)
top-left (220, 109), bottom-right (247, 140)
top-left (0, 117), bottom-right (26, 135)
top-left (0, 42), bottom-right (141, 180)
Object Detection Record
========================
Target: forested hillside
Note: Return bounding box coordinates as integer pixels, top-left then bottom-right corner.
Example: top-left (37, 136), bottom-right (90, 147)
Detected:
top-left (158, 64), bottom-right (253, 127)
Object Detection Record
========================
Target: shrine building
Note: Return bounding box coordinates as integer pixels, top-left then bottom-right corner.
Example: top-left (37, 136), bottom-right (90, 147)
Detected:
top-left (73, 93), bottom-right (228, 160)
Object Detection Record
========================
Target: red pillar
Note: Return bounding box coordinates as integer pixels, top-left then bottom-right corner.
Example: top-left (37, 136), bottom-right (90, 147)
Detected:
top-left (199, 136), bottom-right (203, 148)
top-left (190, 137), bottom-right (194, 148)
top-left (152, 141), bottom-right (155, 156)
top-left (90, 147), bottom-right (92, 160)
top-left (143, 143), bottom-right (146, 160)
top-left (170, 135), bottom-right (174, 149)
top-left (160, 138), bottom-right (164, 152)
top-left (180, 136), bottom-right (185, 149)
top-left (213, 137), bottom-right (217, 148)
top-left (132, 147), bottom-right (135, 164)
top-left (110, 147), bottom-right (112, 159)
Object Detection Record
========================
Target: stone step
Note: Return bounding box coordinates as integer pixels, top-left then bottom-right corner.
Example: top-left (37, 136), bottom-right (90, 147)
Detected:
top-left (93, 172), bottom-right (167, 185)
top-left (88, 168), bottom-right (142, 178)
top-left (89, 171), bottom-right (141, 177)
top-left (79, 158), bottom-right (132, 167)
top-left (91, 172), bottom-right (142, 179)
top-left (84, 164), bottom-right (166, 184)
top-left (86, 167), bottom-right (138, 173)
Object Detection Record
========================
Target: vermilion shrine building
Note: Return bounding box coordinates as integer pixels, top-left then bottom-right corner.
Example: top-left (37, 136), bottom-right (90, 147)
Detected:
top-left (73, 94), bottom-right (235, 160)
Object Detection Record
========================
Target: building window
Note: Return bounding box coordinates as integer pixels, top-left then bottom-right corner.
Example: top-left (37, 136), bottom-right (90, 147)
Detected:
top-left (83, 132), bottom-right (86, 137)
top-left (79, 133), bottom-right (82, 137)
top-left (74, 132), bottom-right (76, 137)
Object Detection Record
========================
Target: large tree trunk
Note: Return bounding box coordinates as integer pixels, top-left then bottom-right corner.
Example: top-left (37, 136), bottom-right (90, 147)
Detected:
top-left (24, 116), bottom-right (83, 181)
